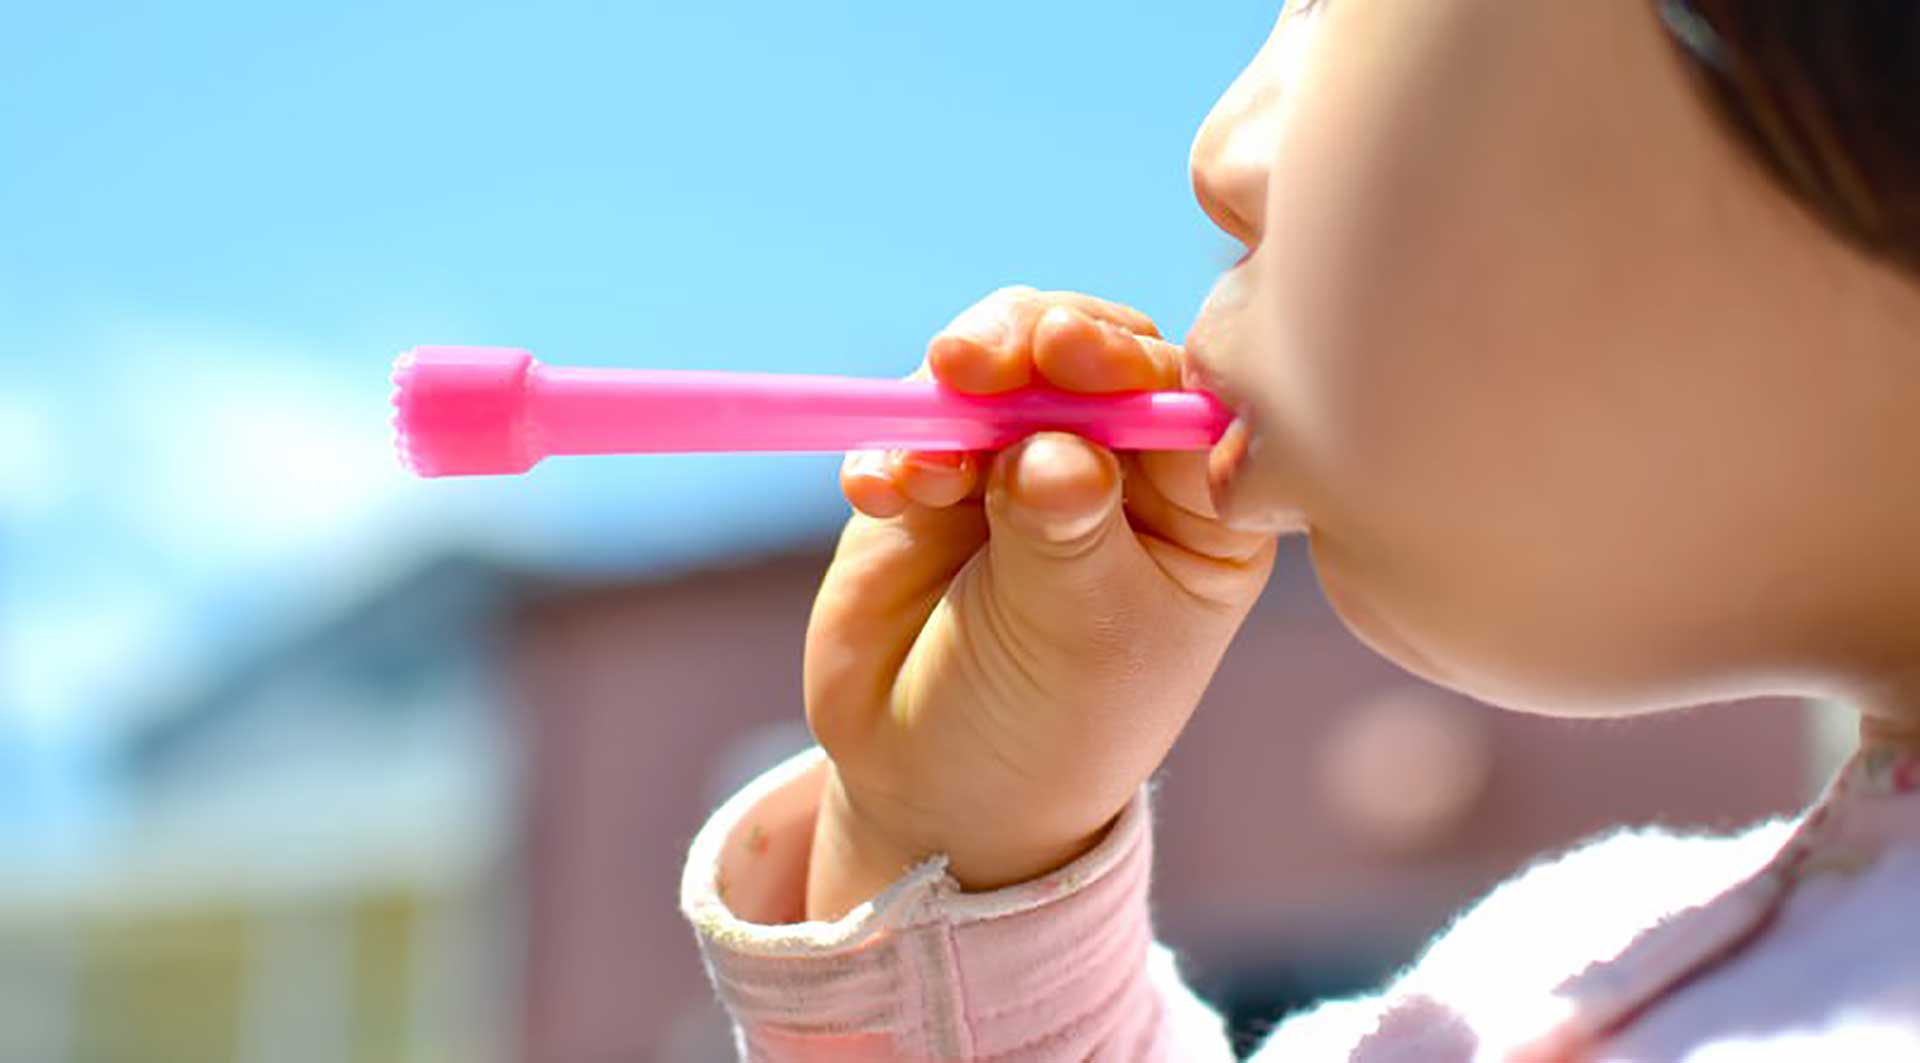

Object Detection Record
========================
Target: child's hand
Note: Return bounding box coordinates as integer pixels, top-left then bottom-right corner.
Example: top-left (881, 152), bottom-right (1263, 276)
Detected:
top-left (804, 287), bottom-right (1277, 919)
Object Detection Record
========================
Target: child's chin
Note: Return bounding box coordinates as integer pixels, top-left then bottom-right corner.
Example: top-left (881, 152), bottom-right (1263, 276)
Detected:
top-left (1309, 549), bottom-right (1459, 694)
top-left (1309, 551), bottom-right (1678, 720)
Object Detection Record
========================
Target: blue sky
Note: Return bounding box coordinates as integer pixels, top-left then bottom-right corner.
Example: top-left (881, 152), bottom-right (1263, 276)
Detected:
top-left (0, 0), bottom-right (1279, 837)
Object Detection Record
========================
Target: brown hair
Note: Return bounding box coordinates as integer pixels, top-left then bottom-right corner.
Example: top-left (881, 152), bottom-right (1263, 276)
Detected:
top-left (1659, 0), bottom-right (1920, 276)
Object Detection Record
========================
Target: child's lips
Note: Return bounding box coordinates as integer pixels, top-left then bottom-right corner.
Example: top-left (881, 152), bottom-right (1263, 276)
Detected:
top-left (1207, 413), bottom-right (1253, 518)
top-left (1182, 333), bottom-right (1254, 520)
top-left (1186, 267), bottom-right (1281, 529)
top-left (1188, 348), bottom-right (1293, 533)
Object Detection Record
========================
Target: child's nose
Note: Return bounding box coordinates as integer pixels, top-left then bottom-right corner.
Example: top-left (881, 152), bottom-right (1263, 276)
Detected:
top-left (1189, 110), bottom-right (1270, 250)
top-left (1189, 6), bottom-right (1313, 254)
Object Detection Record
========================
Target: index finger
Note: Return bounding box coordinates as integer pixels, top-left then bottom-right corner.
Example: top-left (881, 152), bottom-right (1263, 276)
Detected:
top-left (1031, 304), bottom-right (1184, 393)
top-left (926, 287), bottom-right (1163, 394)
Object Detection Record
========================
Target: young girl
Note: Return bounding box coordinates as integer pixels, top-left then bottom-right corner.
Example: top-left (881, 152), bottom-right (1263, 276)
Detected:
top-left (680, 1), bottom-right (1920, 1058)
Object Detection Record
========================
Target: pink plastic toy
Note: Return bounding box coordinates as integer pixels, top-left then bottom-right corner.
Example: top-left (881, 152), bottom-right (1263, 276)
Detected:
top-left (391, 346), bottom-right (1232, 477)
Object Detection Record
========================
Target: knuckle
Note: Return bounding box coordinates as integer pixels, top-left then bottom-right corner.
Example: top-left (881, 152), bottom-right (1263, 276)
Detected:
top-left (971, 286), bottom-right (1038, 322)
top-left (1107, 305), bottom-right (1160, 338)
top-left (1143, 336), bottom-right (1179, 363)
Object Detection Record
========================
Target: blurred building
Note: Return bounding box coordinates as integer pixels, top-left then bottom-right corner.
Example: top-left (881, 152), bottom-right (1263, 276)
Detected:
top-left (0, 542), bottom-right (1823, 1063)
top-left (0, 557), bottom-right (522, 1063)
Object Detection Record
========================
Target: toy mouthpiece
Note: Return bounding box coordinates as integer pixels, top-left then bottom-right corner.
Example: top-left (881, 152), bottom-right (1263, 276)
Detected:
top-left (390, 346), bottom-right (539, 477)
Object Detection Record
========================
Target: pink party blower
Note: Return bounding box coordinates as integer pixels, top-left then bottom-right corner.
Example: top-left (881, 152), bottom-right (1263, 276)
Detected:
top-left (391, 346), bottom-right (1231, 477)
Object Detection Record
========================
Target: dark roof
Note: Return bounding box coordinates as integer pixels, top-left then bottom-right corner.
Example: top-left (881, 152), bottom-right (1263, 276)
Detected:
top-left (117, 552), bottom-right (523, 782)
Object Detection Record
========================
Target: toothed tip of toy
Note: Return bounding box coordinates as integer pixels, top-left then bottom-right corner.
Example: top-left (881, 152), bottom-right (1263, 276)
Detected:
top-left (390, 349), bottom-right (424, 475)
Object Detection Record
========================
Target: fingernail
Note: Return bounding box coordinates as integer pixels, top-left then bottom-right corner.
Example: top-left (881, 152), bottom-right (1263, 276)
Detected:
top-left (903, 450), bottom-right (966, 472)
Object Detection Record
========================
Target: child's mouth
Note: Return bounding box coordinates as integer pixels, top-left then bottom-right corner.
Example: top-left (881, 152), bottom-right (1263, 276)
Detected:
top-left (1185, 267), bottom-right (1276, 528)
top-left (1206, 413), bottom-right (1253, 519)
top-left (1180, 333), bottom-right (1252, 522)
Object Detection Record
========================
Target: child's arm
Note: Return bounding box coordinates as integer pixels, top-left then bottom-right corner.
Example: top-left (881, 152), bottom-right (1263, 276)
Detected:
top-left (802, 286), bottom-right (1278, 920)
top-left (681, 744), bottom-right (1804, 1060)
top-left (680, 286), bottom-right (1274, 1057)
top-left (681, 749), bottom-right (1236, 1060)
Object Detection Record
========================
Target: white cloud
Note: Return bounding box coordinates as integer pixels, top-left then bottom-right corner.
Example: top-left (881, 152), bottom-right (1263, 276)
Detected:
top-left (106, 332), bottom-right (415, 563)
top-left (2, 325), bottom-right (433, 731)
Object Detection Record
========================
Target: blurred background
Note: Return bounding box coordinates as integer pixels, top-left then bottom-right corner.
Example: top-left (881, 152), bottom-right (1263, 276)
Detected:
top-left (0, 2), bottom-right (1850, 1060)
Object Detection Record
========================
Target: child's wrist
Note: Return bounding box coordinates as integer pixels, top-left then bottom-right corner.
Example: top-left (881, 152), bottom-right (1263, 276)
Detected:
top-left (805, 768), bottom-right (931, 921)
top-left (804, 765), bottom-right (1114, 921)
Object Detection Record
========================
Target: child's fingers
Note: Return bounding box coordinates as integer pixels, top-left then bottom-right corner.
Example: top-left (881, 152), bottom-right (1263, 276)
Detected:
top-left (842, 448), bottom-right (979, 514)
top-left (895, 450), bottom-right (979, 509)
top-left (810, 499), bottom-right (991, 739)
top-left (842, 358), bottom-right (983, 514)
top-left (1134, 449), bottom-right (1221, 519)
top-left (927, 287), bottom-right (1165, 395)
top-left (1032, 305), bottom-right (1183, 393)
top-left (983, 432), bottom-right (1129, 563)
top-left (841, 449), bottom-right (910, 518)
top-left (1119, 453), bottom-right (1270, 564)
top-left (1038, 290), bottom-right (1161, 337)
top-left (926, 289), bottom-right (1037, 394)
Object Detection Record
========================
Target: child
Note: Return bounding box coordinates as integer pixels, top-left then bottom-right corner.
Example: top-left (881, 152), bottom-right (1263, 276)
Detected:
top-left (680, 1), bottom-right (1920, 1059)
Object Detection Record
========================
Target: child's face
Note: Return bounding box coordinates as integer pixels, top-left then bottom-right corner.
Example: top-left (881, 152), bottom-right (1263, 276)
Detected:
top-left (1187, 0), bottom-right (1919, 715)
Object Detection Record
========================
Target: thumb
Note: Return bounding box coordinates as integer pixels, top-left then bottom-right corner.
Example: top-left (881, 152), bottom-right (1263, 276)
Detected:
top-left (983, 433), bottom-right (1148, 615)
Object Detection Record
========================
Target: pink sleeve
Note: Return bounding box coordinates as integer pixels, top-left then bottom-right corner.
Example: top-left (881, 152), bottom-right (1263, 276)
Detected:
top-left (679, 748), bottom-right (1236, 1062)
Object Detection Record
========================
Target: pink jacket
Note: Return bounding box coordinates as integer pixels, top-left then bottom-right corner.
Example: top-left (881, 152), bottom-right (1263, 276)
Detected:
top-left (681, 744), bottom-right (1920, 1061)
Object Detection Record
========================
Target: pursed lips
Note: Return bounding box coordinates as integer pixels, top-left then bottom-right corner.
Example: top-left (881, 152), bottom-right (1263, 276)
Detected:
top-left (1184, 269), bottom-right (1261, 520)
top-left (1182, 266), bottom-right (1251, 409)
